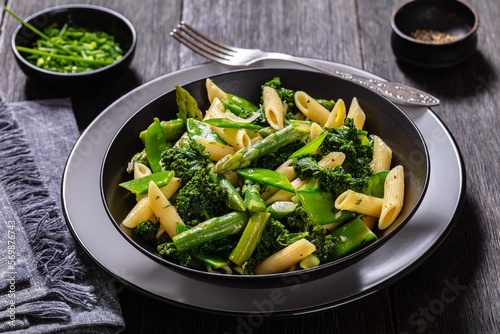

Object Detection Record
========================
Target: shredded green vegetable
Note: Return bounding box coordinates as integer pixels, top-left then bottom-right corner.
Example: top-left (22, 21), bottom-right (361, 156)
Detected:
top-left (4, 6), bottom-right (123, 73)
top-left (22, 23), bottom-right (123, 73)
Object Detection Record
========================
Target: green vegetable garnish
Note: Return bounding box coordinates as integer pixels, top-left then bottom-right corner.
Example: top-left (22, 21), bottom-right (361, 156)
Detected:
top-left (4, 7), bottom-right (122, 73)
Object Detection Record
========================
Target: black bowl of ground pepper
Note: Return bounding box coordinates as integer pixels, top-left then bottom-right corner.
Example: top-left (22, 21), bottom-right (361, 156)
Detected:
top-left (390, 0), bottom-right (479, 68)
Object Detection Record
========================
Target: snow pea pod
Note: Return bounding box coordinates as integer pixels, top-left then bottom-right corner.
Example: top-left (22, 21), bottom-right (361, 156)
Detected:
top-left (190, 251), bottom-right (230, 269)
top-left (186, 119), bottom-right (225, 143)
top-left (289, 131), bottom-right (328, 159)
top-left (236, 168), bottom-right (295, 193)
top-left (204, 118), bottom-right (263, 130)
top-left (362, 171), bottom-right (389, 198)
top-left (296, 189), bottom-right (357, 226)
top-left (119, 170), bottom-right (173, 195)
top-left (145, 118), bottom-right (167, 173)
top-left (226, 94), bottom-right (259, 112)
top-left (321, 217), bottom-right (377, 262)
top-left (139, 119), bottom-right (185, 145)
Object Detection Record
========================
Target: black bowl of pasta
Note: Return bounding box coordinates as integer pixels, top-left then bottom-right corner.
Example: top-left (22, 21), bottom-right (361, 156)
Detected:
top-left (101, 68), bottom-right (429, 287)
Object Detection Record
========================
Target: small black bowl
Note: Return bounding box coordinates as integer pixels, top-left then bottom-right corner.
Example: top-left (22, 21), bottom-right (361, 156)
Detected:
top-left (100, 68), bottom-right (430, 288)
top-left (391, 0), bottom-right (479, 68)
top-left (11, 4), bottom-right (137, 89)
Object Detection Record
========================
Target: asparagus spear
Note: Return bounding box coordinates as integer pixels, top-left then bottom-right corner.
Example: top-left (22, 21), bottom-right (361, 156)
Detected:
top-left (229, 212), bottom-right (270, 266)
top-left (242, 179), bottom-right (266, 213)
top-left (212, 122), bottom-right (311, 174)
top-left (172, 211), bottom-right (250, 252)
top-left (176, 84), bottom-right (203, 123)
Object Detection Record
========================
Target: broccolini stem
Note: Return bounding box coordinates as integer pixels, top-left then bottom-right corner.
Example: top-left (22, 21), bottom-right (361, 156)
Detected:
top-left (172, 211), bottom-right (250, 252)
top-left (229, 212), bottom-right (270, 266)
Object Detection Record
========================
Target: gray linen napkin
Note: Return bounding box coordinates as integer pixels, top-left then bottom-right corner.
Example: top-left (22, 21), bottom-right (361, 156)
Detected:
top-left (0, 91), bottom-right (125, 333)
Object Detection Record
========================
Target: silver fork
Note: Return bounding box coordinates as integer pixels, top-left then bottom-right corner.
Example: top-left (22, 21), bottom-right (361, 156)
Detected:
top-left (170, 22), bottom-right (439, 107)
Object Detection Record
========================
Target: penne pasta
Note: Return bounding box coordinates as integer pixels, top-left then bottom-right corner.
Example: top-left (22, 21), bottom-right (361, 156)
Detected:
top-left (370, 135), bottom-right (393, 173)
top-left (195, 136), bottom-right (237, 161)
top-left (346, 97), bottom-right (366, 130)
top-left (206, 78), bottom-right (227, 103)
top-left (294, 91), bottom-right (331, 126)
top-left (309, 122), bottom-right (323, 142)
top-left (360, 215), bottom-right (378, 230)
top-left (133, 162), bottom-right (152, 179)
top-left (255, 239), bottom-right (316, 275)
top-left (379, 165), bottom-right (405, 230)
top-left (324, 99), bottom-right (346, 128)
top-left (122, 177), bottom-right (182, 228)
top-left (122, 196), bottom-right (154, 228)
top-left (263, 86), bottom-right (284, 130)
top-left (148, 181), bottom-right (184, 239)
top-left (205, 98), bottom-right (251, 149)
top-left (334, 190), bottom-right (384, 217)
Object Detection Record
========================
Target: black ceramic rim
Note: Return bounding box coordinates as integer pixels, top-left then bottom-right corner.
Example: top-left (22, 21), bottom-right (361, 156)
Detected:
top-left (10, 4), bottom-right (137, 77)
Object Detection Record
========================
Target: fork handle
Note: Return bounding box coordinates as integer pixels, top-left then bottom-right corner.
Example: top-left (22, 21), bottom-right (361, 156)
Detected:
top-left (266, 53), bottom-right (440, 107)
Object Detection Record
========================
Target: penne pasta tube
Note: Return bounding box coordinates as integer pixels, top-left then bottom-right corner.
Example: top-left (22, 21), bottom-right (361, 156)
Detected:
top-left (195, 136), bottom-right (237, 161)
top-left (334, 190), bottom-right (384, 217)
top-left (255, 239), bottom-right (316, 275)
top-left (309, 122), bottom-right (323, 142)
top-left (324, 99), bottom-right (346, 128)
top-left (379, 165), bottom-right (405, 230)
top-left (206, 78), bottom-right (227, 103)
top-left (122, 196), bottom-right (154, 228)
top-left (294, 91), bottom-right (331, 126)
top-left (161, 177), bottom-right (182, 199)
top-left (134, 162), bottom-right (152, 179)
top-left (370, 135), bottom-right (392, 173)
top-left (148, 181), bottom-right (184, 238)
top-left (360, 215), bottom-right (378, 230)
top-left (122, 177), bottom-right (181, 228)
top-left (346, 97), bottom-right (366, 130)
top-left (206, 98), bottom-right (251, 149)
top-left (263, 86), bottom-right (284, 130)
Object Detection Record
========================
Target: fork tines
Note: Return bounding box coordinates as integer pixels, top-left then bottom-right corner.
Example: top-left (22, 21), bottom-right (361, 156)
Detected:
top-left (170, 21), bottom-right (234, 63)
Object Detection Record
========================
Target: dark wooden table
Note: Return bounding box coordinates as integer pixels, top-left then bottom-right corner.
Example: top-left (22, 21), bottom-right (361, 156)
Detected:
top-left (1, 1), bottom-right (499, 333)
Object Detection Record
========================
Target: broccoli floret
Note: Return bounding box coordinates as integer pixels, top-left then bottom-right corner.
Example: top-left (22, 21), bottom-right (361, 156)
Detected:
top-left (157, 242), bottom-right (191, 267)
top-left (250, 139), bottom-right (304, 170)
top-left (321, 118), bottom-right (373, 178)
top-left (134, 220), bottom-right (165, 245)
top-left (316, 99), bottom-right (336, 111)
top-left (284, 205), bottom-right (310, 232)
top-left (319, 166), bottom-right (367, 198)
top-left (175, 171), bottom-right (228, 222)
top-left (161, 139), bottom-right (209, 183)
top-left (293, 156), bottom-right (323, 180)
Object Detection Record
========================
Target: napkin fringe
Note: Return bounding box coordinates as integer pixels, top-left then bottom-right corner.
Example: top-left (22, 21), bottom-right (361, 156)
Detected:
top-left (0, 107), bottom-right (96, 311)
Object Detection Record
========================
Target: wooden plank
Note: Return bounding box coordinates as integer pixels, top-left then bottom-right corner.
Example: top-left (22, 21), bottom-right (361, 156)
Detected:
top-left (357, 0), bottom-right (500, 333)
top-left (179, 0), bottom-right (363, 70)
